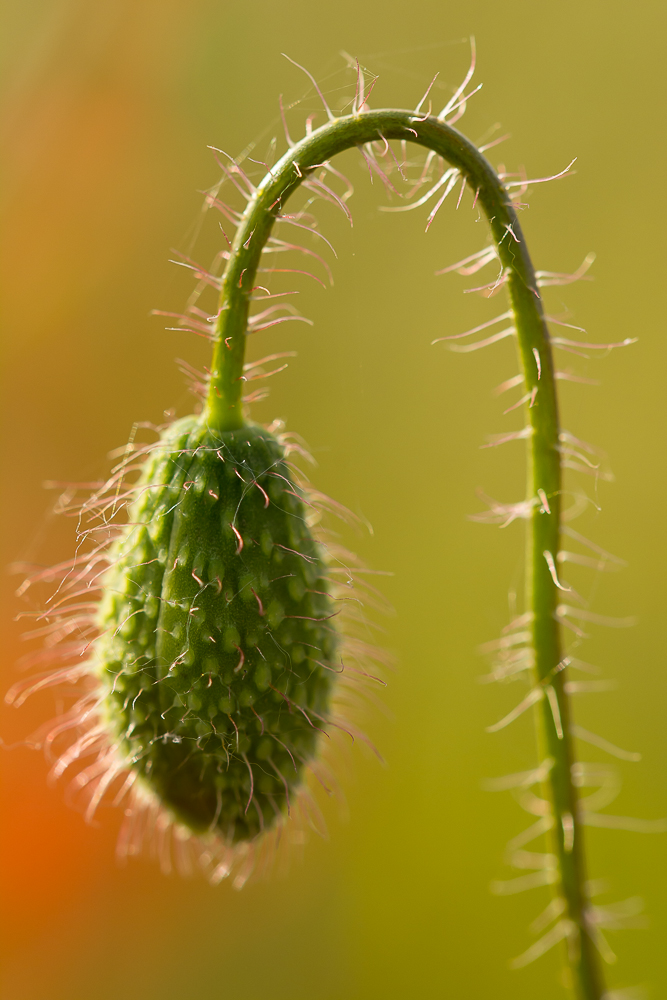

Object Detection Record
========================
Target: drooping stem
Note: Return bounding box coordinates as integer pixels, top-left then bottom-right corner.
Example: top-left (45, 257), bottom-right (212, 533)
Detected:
top-left (204, 109), bottom-right (604, 998)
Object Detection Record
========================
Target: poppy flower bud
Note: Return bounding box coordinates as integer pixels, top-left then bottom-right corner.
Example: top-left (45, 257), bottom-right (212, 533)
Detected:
top-left (95, 416), bottom-right (338, 844)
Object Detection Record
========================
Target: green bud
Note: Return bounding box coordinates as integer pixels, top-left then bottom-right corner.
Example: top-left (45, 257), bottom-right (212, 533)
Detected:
top-left (94, 416), bottom-right (337, 844)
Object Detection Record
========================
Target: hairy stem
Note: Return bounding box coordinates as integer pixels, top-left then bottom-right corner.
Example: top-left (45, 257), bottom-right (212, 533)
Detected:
top-left (204, 109), bottom-right (604, 998)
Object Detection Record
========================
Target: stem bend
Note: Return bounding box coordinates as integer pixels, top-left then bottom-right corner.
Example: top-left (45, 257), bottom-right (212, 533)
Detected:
top-left (205, 108), bottom-right (604, 1000)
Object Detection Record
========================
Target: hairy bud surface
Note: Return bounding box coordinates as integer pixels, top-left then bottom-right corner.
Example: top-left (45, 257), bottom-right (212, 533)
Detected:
top-left (95, 417), bottom-right (337, 842)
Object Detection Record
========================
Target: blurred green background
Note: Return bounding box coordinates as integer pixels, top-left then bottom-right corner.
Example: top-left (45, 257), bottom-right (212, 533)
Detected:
top-left (1, 1), bottom-right (665, 997)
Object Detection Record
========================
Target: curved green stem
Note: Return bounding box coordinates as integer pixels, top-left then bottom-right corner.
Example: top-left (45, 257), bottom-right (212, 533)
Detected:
top-left (205, 109), bottom-right (604, 999)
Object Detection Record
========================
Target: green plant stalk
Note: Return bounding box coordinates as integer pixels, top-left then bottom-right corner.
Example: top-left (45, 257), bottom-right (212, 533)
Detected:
top-left (204, 109), bottom-right (604, 998)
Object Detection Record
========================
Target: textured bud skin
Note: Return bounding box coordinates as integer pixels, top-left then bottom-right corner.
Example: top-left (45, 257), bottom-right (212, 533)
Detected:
top-left (94, 417), bottom-right (337, 844)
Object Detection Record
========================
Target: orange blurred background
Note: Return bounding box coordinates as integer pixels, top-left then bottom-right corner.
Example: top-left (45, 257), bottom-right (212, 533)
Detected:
top-left (2, 2), bottom-right (665, 997)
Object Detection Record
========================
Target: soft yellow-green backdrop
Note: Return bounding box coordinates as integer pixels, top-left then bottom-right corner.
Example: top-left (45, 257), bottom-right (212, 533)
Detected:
top-left (1, 2), bottom-right (665, 998)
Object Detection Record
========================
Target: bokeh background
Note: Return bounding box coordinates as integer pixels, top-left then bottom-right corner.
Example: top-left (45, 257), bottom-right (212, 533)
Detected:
top-left (1, 2), bottom-right (665, 997)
